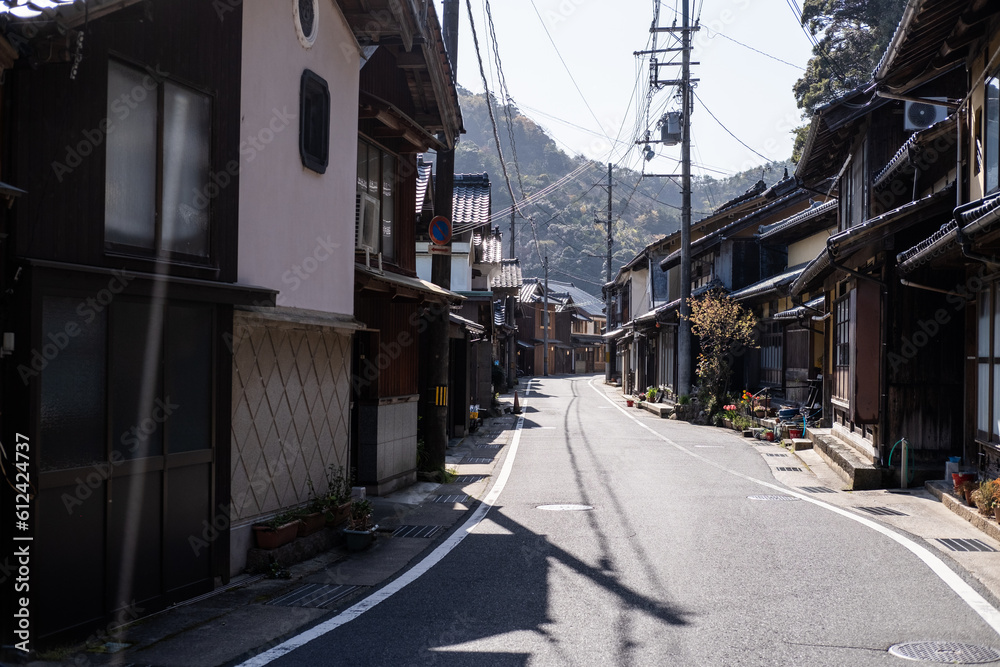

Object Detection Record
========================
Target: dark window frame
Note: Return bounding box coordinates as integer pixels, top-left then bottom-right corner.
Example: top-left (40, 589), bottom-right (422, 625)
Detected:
top-left (104, 56), bottom-right (216, 264)
top-left (300, 69), bottom-right (331, 174)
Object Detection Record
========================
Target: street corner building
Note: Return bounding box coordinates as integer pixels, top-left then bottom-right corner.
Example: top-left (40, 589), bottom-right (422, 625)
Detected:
top-left (0, 0), bottom-right (464, 644)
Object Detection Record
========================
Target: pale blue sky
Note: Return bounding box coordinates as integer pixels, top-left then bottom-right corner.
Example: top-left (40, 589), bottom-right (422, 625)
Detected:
top-left (439, 0), bottom-right (818, 178)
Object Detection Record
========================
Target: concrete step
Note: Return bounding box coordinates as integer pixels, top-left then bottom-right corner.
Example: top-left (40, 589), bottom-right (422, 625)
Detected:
top-left (638, 401), bottom-right (673, 418)
top-left (806, 428), bottom-right (881, 490)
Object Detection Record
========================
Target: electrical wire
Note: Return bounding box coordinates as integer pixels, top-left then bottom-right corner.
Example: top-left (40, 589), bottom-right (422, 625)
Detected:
top-left (703, 27), bottom-right (804, 71)
top-left (528, 0), bottom-right (614, 146)
top-left (692, 89), bottom-right (773, 163)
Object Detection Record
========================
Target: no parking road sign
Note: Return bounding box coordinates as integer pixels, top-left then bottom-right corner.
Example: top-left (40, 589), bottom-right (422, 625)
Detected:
top-left (429, 216), bottom-right (452, 245)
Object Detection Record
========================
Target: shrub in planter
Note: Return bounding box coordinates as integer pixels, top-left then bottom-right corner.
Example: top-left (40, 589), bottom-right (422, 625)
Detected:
top-left (253, 511), bottom-right (299, 550)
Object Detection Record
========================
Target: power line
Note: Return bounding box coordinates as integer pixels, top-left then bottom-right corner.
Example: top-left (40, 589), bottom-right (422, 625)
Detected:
top-left (528, 0), bottom-right (613, 146)
top-left (692, 90), bottom-right (773, 164)
top-left (703, 27), bottom-right (804, 70)
top-left (464, 0), bottom-right (536, 262)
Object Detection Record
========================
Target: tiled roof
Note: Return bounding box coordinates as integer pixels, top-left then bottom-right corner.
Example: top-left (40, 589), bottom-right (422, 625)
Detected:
top-left (452, 173), bottom-right (491, 232)
top-left (492, 259), bottom-right (522, 290)
top-left (757, 199), bottom-right (838, 240)
top-left (474, 230), bottom-right (503, 264)
top-left (772, 296), bottom-right (825, 321)
top-left (546, 280), bottom-right (604, 317)
top-left (415, 158), bottom-right (433, 214)
top-left (730, 264), bottom-right (809, 302)
top-left (873, 113), bottom-right (956, 188)
top-left (519, 279), bottom-right (540, 303)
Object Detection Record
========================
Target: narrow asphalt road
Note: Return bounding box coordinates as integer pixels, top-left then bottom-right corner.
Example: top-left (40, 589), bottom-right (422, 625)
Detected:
top-left (257, 374), bottom-right (1000, 666)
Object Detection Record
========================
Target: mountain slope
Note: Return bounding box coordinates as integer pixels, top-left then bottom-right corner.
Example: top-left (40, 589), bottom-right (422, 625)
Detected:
top-left (451, 88), bottom-right (793, 295)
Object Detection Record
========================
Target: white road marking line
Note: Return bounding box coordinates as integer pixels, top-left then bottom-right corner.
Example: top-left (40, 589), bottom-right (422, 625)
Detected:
top-left (588, 378), bottom-right (1000, 638)
top-left (236, 381), bottom-right (536, 666)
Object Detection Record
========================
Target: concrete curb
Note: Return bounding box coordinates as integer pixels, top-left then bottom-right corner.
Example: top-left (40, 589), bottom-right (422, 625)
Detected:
top-left (925, 480), bottom-right (1000, 544)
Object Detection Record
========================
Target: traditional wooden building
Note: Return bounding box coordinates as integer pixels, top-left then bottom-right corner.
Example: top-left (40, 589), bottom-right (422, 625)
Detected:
top-left (0, 0), bottom-right (272, 640)
top-left (346, 0), bottom-right (463, 494)
top-left (886, 0), bottom-right (1000, 478)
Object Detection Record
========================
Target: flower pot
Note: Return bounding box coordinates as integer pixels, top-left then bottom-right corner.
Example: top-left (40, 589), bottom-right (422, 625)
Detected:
top-left (325, 501), bottom-right (352, 526)
top-left (342, 526), bottom-right (377, 552)
top-left (626, 399), bottom-right (634, 407)
top-left (788, 429), bottom-right (803, 439)
top-left (952, 472), bottom-right (977, 491)
top-left (765, 432), bottom-right (774, 442)
top-left (253, 521), bottom-right (298, 550)
top-left (994, 506), bottom-right (1000, 523)
top-left (297, 512), bottom-right (326, 537)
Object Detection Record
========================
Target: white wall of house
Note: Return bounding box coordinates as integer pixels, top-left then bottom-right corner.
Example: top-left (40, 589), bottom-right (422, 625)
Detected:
top-left (630, 267), bottom-right (651, 317)
top-left (788, 230), bottom-right (833, 266)
top-left (238, 0), bottom-right (359, 316)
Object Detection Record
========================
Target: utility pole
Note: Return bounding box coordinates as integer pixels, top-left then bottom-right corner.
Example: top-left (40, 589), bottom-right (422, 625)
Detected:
top-left (543, 256), bottom-right (549, 377)
top-left (423, 0), bottom-right (459, 471)
top-left (642, 0), bottom-right (696, 398)
top-left (604, 163), bottom-right (613, 384)
top-left (677, 0), bottom-right (693, 399)
top-left (510, 208), bottom-right (515, 259)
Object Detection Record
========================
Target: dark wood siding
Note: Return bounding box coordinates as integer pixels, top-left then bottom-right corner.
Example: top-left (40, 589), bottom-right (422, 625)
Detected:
top-left (10, 0), bottom-right (241, 281)
top-left (355, 300), bottom-right (419, 397)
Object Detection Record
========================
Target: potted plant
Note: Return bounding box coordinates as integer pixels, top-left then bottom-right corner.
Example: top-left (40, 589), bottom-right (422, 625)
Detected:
top-left (309, 464), bottom-right (352, 526)
top-left (294, 502), bottom-right (327, 537)
top-left (960, 480), bottom-right (978, 507)
top-left (342, 499), bottom-right (377, 551)
top-left (252, 511), bottom-right (299, 550)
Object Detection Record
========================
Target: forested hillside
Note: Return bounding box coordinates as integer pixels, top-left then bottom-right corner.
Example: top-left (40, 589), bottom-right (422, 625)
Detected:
top-left (451, 88), bottom-right (793, 295)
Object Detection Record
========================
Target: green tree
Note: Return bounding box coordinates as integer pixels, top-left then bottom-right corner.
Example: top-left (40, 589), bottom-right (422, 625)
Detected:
top-left (793, 0), bottom-right (906, 115)
top-left (791, 0), bottom-right (907, 157)
top-left (685, 292), bottom-right (758, 415)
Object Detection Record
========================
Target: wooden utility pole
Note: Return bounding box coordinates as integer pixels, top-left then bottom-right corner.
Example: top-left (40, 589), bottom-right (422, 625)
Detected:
top-left (677, 0), bottom-right (693, 399)
top-left (644, 0), bottom-right (695, 398)
top-left (424, 0), bottom-right (460, 471)
top-left (604, 163), bottom-right (613, 384)
top-left (542, 255), bottom-right (549, 377)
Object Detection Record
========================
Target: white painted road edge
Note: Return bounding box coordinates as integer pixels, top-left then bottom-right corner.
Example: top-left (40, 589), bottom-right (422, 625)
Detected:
top-left (588, 378), bottom-right (1000, 638)
top-left (236, 382), bottom-right (533, 667)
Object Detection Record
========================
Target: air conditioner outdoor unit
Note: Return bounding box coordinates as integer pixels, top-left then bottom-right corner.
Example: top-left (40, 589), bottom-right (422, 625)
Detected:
top-left (904, 98), bottom-right (949, 131)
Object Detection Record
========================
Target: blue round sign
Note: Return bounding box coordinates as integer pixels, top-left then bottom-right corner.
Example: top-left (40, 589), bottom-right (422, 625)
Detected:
top-left (429, 215), bottom-right (452, 245)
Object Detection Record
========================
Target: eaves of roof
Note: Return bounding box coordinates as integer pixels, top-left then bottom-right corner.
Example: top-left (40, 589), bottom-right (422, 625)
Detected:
top-left (660, 189), bottom-right (811, 271)
top-left (873, 0), bottom-right (998, 94)
top-left (873, 113), bottom-right (957, 188)
top-left (772, 296), bottom-right (825, 321)
top-left (729, 264), bottom-right (809, 302)
top-left (896, 191), bottom-right (1000, 273)
top-left (757, 199), bottom-right (838, 242)
top-left (790, 185), bottom-right (954, 294)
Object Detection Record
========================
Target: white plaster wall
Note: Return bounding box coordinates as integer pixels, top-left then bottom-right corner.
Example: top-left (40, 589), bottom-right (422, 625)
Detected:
top-left (788, 230), bottom-right (833, 267)
top-left (375, 401), bottom-right (419, 482)
top-left (238, 0), bottom-right (360, 315)
top-left (630, 267), bottom-right (650, 317)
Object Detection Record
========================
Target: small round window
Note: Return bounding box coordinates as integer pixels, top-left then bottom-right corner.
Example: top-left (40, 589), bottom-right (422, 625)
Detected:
top-left (294, 0), bottom-right (318, 48)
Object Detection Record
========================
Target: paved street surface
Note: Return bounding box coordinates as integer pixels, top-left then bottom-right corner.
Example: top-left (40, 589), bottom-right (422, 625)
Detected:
top-left (242, 374), bottom-right (1000, 667)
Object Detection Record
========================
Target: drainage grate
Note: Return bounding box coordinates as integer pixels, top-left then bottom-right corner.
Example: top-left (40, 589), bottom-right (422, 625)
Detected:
top-left (433, 494), bottom-right (470, 504)
top-left (888, 641), bottom-right (1000, 663)
top-left (936, 538), bottom-right (998, 552)
top-left (765, 453), bottom-right (788, 457)
top-left (477, 444), bottom-right (503, 450)
top-left (774, 467), bottom-right (802, 472)
top-left (454, 474), bottom-right (488, 484)
top-left (747, 495), bottom-right (800, 501)
top-left (461, 457), bottom-right (494, 464)
top-left (267, 584), bottom-right (359, 609)
top-left (392, 525), bottom-right (443, 539)
top-left (799, 486), bottom-right (837, 494)
top-left (857, 506), bottom-right (908, 517)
